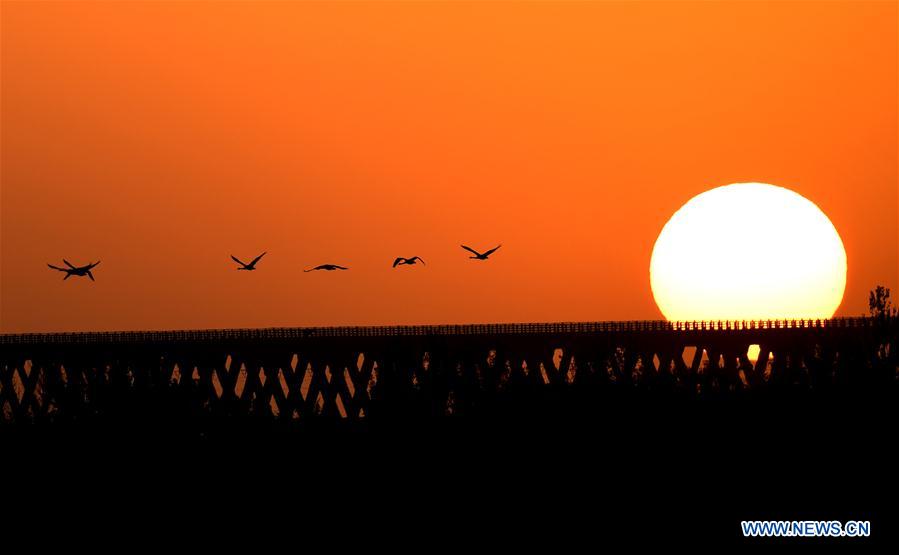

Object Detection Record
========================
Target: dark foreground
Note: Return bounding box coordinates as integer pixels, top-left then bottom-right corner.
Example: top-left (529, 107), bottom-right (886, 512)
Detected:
top-left (2, 319), bottom-right (896, 547)
top-left (4, 388), bottom-right (895, 549)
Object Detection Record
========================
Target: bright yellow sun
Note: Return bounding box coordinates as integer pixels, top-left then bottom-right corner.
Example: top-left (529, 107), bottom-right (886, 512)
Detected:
top-left (650, 183), bottom-right (847, 322)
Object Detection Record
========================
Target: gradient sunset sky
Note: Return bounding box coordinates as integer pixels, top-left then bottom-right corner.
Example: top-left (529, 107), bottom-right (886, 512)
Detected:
top-left (1, 1), bottom-right (896, 333)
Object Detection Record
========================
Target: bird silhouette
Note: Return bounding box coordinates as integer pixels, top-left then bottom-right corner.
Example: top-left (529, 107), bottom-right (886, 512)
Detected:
top-left (393, 256), bottom-right (425, 268)
top-left (231, 252), bottom-right (266, 271)
top-left (47, 259), bottom-right (101, 281)
top-left (304, 264), bottom-right (348, 272)
top-left (461, 244), bottom-right (501, 260)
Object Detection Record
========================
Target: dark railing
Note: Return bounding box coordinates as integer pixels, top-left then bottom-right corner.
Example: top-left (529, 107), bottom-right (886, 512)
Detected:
top-left (1, 317), bottom-right (896, 425)
top-left (0, 316), bottom-right (882, 345)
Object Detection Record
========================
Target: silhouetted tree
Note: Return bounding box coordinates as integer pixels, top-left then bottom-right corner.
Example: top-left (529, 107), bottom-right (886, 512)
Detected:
top-left (868, 285), bottom-right (892, 319)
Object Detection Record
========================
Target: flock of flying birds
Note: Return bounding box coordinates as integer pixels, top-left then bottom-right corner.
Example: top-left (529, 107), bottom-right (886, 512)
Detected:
top-left (46, 244), bottom-right (502, 281)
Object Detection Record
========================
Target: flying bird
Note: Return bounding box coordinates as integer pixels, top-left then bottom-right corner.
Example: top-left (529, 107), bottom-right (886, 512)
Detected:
top-left (393, 256), bottom-right (425, 268)
top-left (461, 244), bottom-right (501, 260)
top-left (231, 252), bottom-right (266, 271)
top-left (304, 264), bottom-right (348, 272)
top-left (47, 259), bottom-right (101, 281)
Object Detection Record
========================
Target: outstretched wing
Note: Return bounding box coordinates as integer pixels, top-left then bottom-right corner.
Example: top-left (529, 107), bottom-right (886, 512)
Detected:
top-left (249, 252), bottom-right (267, 266)
top-left (89, 260), bottom-right (101, 269)
top-left (231, 255), bottom-right (247, 267)
top-left (63, 259), bottom-right (77, 269)
top-left (483, 244), bottom-right (502, 257)
top-left (87, 270), bottom-right (95, 281)
top-left (461, 245), bottom-right (481, 256)
top-left (334, 265), bottom-right (348, 270)
top-left (411, 257), bottom-right (425, 265)
top-left (47, 264), bottom-right (67, 272)
top-left (393, 257), bottom-right (404, 268)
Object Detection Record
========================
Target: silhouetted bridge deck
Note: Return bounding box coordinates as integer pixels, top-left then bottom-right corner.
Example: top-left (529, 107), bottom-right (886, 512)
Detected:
top-left (1, 318), bottom-right (896, 425)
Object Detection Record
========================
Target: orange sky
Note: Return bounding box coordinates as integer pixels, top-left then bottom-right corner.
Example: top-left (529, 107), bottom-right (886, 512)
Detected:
top-left (1, 0), bottom-right (896, 333)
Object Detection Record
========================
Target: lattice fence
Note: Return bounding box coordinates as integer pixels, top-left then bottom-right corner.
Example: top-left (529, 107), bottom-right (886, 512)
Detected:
top-left (1, 318), bottom-right (896, 424)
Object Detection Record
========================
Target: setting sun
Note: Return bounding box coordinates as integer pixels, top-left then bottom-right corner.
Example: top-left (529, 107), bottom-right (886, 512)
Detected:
top-left (650, 183), bottom-right (847, 322)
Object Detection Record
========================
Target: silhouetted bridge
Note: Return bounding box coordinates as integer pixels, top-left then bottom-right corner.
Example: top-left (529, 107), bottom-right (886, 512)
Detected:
top-left (1, 318), bottom-right (896, 425)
